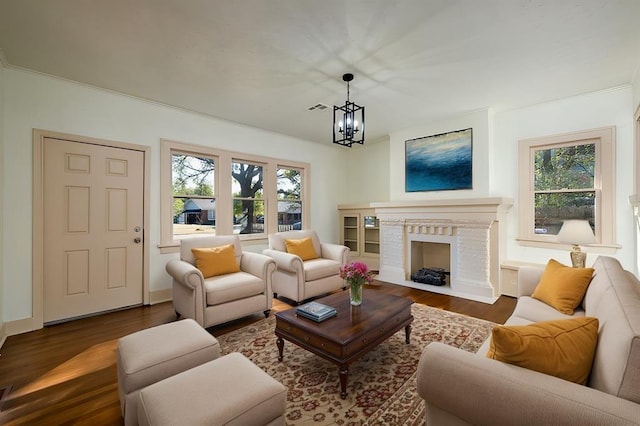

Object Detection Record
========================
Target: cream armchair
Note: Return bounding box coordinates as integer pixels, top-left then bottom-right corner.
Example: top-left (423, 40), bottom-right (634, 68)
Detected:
top-left (166, 235), bottom-right (276, 328)
top-left (263, 230), bottom-right (349, 303)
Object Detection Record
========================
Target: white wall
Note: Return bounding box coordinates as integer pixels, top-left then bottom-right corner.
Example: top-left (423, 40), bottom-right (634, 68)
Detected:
top-left (387, 109), bottom-right (492, 200)
top-left (343, 136), bottom-right (390, 204)
top-left (359, 87), bottom-right (636, 272)
top-left (2, 68), bottom-right (349, 324)
top-left (494, 86), bottom-right (635, 270)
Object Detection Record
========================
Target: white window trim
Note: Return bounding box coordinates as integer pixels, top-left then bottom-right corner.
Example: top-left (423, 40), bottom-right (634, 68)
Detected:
top-left (517, 126), bottom-right (618, 252)
top-left (159, 139), bottom-right (310, 253)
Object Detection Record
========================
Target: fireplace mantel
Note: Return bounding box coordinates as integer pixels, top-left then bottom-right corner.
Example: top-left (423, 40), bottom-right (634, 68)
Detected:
top-left (372, 198), bottom-right (513, 304)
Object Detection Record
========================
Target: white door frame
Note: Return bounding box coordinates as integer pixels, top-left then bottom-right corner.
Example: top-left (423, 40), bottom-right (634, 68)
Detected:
top-left (32, 129), bottom-right (151, 330)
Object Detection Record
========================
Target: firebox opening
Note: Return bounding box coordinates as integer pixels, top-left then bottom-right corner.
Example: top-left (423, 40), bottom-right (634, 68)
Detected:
top-left (410, 241), bottom-right (451, 286)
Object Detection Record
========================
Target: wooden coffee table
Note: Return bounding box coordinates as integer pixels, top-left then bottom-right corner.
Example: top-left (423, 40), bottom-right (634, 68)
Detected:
top-left (275, 289), bottom-right (413, 399)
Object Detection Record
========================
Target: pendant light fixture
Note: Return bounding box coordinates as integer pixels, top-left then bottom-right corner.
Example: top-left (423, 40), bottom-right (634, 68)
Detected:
top-left (333, 73), bottom-right (365, 147)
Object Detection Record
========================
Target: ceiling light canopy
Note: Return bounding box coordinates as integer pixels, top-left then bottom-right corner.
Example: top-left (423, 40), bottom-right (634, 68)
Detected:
top-left (333, 73), bottom-right (365, 147)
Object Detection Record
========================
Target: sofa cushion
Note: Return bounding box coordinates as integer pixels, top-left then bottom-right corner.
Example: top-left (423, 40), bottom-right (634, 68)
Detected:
top-left (487, 317), bottom-right (599, 385)
top-left (303, 258), bottom-right (341, 282)
top-left (191, 244), bottom-right (240, 278)
top-left (284, 237), bottom-right (318, 261)
top-left (531, 259), bottom-right (594, 315)
top-left (512, 296), bottom-right (585, 323)
top-left (204, 272), bottom-right (264, 305)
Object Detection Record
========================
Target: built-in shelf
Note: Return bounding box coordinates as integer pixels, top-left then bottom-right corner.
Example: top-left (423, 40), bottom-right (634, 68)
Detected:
top-left (338, 204), bottom-right (380, 270)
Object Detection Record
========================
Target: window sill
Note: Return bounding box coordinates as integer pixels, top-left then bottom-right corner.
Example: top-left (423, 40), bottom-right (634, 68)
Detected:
top-left (158, 233), bottom-right (270, 254)
top-left (516, 237), bottom-right (621, 254)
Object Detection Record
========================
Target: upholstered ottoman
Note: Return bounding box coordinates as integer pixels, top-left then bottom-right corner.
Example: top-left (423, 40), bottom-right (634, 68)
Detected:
top-left (137, 352), bottom-right (287, 426)
top-left (117, 319), bottom-right (220, 426)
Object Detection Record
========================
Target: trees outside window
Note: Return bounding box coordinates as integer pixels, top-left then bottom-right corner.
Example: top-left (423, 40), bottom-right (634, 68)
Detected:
top-left (172, 154), bottom-right (216, 235)
top-left (232, 161), bottom-right (264, 234)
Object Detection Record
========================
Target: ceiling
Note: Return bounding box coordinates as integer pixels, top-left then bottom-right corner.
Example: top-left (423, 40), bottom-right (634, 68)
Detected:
top-left (1, 0), bottom-right (639, 146)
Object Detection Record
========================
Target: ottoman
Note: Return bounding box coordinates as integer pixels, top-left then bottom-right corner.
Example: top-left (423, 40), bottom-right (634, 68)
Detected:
top-left (137, 352), bottom-right (287, 426)
top-left (117, 319), bottom-right (220, 426)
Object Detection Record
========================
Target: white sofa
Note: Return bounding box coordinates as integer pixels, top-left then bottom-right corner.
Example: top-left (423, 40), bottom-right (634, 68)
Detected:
top-left (417, 256), bottom-right (640, 425)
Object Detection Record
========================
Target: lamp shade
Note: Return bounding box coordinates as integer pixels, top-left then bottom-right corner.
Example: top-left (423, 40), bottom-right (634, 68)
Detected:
top-left (557, 220), bottom-right (596, 245)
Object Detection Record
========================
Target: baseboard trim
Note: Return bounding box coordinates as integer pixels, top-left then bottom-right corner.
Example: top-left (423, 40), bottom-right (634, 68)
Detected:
top-left (149, 289), bottom-right (172, 305)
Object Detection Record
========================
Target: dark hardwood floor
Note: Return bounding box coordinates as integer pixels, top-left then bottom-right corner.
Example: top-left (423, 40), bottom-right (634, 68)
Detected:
top-left (0, 282), bottom-right (516, 425)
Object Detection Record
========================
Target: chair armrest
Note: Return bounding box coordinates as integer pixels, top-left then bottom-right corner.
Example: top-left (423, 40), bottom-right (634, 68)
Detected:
top-left (240, 251), bottom-right (276, 279)
top-left (165, 259), bottom-right (204, 290)
top-left (262, 249), bottom-right (303, 274)
top-left (517, 265), bottom-right (545, 297)
top-left (417, 342), bottom-right (640, 426)
top-left (319, 243), bottom-right (350, 263)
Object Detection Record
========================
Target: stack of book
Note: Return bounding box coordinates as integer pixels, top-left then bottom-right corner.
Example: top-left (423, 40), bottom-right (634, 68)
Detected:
top-left (296, 301), bottom-right (337, 322)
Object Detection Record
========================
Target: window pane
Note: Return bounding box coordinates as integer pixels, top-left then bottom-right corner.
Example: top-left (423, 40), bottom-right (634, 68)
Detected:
top-left (277, 201), bottom-right (302, 231)
top-left (173, 154), bottom-right (215, 195)
top-left (172, 154), bottom-right (215, 236)
top-left (534, 191), bottom-right (595, 235)
top-left (232, 161), bottom-right (264, 234)
top-left (277, 167), bottom-right (301, 200)
top-left (534, 144), bottom-right (595, 191)
top-left (233, 199), bottom-right (265, 234)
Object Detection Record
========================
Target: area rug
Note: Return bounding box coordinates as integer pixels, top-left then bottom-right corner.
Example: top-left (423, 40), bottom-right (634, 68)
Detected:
top-left (217, 304), bottom-right (495, 425)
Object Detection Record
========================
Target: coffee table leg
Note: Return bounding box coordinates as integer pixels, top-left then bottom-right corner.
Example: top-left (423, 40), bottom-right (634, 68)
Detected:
top-left (277, 337), bottom-right (284, 361)
top-left (405, 324), bottom-right (412, 344)
top-left (339, 366), bottom-right (349, 399)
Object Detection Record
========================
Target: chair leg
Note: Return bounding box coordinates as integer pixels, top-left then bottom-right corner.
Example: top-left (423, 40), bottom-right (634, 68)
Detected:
top-left (263, 309), bottom-right (270, 318)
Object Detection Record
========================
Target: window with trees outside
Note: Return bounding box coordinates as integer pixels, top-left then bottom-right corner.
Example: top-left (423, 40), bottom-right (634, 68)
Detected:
top-left (160, 140), bottom-right (310, 251)
top-left (518, 127), bottom-right (616, 248)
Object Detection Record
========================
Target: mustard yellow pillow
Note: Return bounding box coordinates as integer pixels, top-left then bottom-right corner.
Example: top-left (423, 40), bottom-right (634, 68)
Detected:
top-left (531, 259), bottom-right (594, 315)
top-left (487, 317), bottom-right (599, 384)
top-left (191, 244), bottom-right (240, 278)
top-left (284, 237), bottom-right (318, 261)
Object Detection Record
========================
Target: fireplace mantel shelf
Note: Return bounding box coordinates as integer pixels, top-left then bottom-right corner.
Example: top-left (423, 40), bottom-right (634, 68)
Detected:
top-left (371, 197), bottom-right (513, 210)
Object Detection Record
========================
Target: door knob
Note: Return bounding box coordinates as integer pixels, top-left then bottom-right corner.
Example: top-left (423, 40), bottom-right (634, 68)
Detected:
top-left (134, 237), bottom-right (142, 244)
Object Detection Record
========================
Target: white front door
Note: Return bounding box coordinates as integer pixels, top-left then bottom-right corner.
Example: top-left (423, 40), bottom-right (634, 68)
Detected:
top-left (43, 137), bottom-right (144, 323)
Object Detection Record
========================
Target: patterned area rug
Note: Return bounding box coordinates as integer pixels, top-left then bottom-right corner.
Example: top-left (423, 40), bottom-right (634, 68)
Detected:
top-left (217, 304), bottom-right (495, 425)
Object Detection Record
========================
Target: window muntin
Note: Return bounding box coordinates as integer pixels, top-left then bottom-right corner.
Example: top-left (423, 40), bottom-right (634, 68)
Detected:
top-left (277, 167), bottom-right (302, 231)
top-left (532, 143), bottom-right (595, 236)
top-left (232, 161), bottom-right (264, 235)
top-left (172, 153), bottom-right (216, 236)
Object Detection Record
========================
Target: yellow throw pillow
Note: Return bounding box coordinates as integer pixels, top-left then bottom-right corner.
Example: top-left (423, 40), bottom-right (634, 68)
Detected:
top-left (531, 259), bottom-right (594, 315)
top-left (487, 317), bottom-right (599, 385)
top-left (284, 237), bottom-right (318, 261)
top-left (191, 244), bottom-right (240, 278)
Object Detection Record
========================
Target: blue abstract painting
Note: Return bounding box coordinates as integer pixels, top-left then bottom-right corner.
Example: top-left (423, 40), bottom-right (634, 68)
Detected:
top-left (405, 128), bottom-right (472, 192)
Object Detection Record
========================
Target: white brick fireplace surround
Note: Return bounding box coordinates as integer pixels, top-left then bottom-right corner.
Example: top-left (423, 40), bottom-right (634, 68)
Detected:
top-left (371, 198), bottom-right (513, 304)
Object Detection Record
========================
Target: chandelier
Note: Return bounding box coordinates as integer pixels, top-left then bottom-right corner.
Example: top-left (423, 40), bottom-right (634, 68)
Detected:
top-left (333, 73), bottom-right (365, 147)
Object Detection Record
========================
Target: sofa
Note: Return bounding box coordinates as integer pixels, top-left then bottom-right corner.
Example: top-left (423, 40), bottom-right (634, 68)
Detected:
top-left (263, 230), bottom-right (349, 303)
top-left (166, 235), bottom-right (276, 328)
top-left (417, 255), bottom-right (640, 425)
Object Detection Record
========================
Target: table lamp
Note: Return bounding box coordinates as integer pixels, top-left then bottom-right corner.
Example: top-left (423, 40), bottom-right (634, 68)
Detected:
top-left (556, 219), bottom-right (596, 268)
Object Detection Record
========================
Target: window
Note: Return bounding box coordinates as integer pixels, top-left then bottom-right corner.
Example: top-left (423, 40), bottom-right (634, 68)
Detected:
top-left (232, 160), bottom-right (264, 235)
top-left (277, 167), bottom-right (302, 231)
top-left (172, 153), bottom-right (216, 236)
top-left (518, 127), bottom-right (616, 248)
top-left (160, 140), bottom-right (309, 252)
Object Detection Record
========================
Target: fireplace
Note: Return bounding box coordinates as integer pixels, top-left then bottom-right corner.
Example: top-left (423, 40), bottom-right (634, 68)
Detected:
top-left (410, 241), bottom-right (451, 286)
top-left (371, 198), bottom-right (513, 303)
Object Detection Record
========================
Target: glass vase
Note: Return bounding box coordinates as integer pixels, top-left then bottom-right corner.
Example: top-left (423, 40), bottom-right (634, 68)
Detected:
top-left (349, 281), bottom-right (363, 306)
